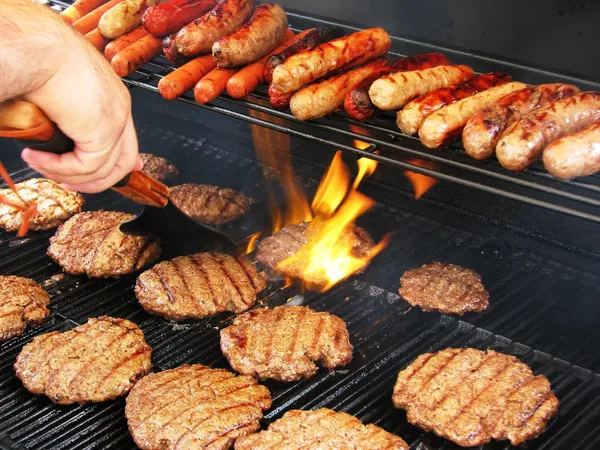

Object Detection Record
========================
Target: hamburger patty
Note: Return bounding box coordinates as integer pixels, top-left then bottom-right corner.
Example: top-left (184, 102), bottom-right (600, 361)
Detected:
top-left (234, 408), bottom-right (408, 450)
top-left (169, 184), bottom-right (250, 225)
top-left (48, 211), bottom-right (162, 278)
top-left (0, 178), bottom-right (84, 232)
top-left (0, 276), bottom-right (50, 341)
top-left (221, 305), bottom-right (353, 381)
top-left (392, 348), bottom-right (559, 447)
top-left (14, 316), bottom-right (152, 404)
top-left (125, 364), bottom-right (272, 450)
top-left (135, 252), bottom-right (267, 320)
top-left (256, 221), bottom-right (375, 286)
top-left (399, 262), bottom-right (489, 315)
top-left (140, 153), bottom-right (179, 182)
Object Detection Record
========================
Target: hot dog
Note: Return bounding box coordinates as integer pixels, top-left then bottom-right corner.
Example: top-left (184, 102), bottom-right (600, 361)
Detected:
top-left (163, 33), bottom-right (192, 65)
top-left (85, 28), bottom-right (111, 51)
top-left (175, 0), bottom-right (254, 58)
top-left (463, 83), bottom-right (581, 160)
top-left (105, 26), bottom-right (149, 61)
top-left (289, 58), bottom-right (389, 121)
top-left (344, 52), bottom-right (451, 121)
top-left (158, 54), bottom-right (216, 100)
top-left (194, 68), bottom-right (237, 103)
top-left (72, 0), bottom-right (122, 35)
top-left (61, 0), bottom-right (109, 24)
top-left (419, 82), bottom-right (527, 148)
top-left (142, 0), bottom-right (217, 38)
top-left (271, 28), bottom-right (391, 95)
top-left (497, 92), bottom-right (600, 171)
top-left (99, 0), bottom-right (160, 39)
top-left (369, 65), bottom-right (474, 111)
top-left (397, 72), bottom-right (512, 135)
top-left (543, 123), bottom-right (600, 179)
top-left (212, 3), bottom-right (288, 68)
top-left (263, 27), bottom-right (332, 84)
top-left (111, 34), bottom-right (163, 76)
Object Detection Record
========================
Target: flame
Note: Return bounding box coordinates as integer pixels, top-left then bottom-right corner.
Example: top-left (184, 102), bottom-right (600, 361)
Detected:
top-left (244, 231), bottom-right (261, 254)
top-left (353, 157), bottom-right (378, 189)
top-left (404, 159), bottom-right (439, 199)
top-left (311, 151), bottom-right (349, 218)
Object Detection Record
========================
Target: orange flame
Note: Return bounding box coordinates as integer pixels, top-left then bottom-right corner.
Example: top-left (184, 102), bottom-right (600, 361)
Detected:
top-left (244, 231), bottom-right (261, 254)
top-left (353, 157), bottom-right (378, 189)
top-left (0, 162), bottom-right (37, 237)
top-left (404, 159), bottom-right (439, 199)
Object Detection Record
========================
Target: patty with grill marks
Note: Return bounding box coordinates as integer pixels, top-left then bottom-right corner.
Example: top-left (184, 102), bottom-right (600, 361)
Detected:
top-left (392, 348), bottom-right (559, 447)
top-left (47, 211), bottom-right (162, 278)
top-left (399, 262), bottom-right (489, 315)
top-left (256, 221), bottom-right (375, 286)
top-left (0, 178), bottom-right (84, 232)
top-left (221, 305), bottom-right (353, 382)
top-left (140, 153), bottom-right (179, 182)
top-left (0, 276), bottom-right (50, 341)
top-left (169, 184), bottom-right (250, 225)
top-left (235, 408), bottom-right (408, 450)
top-left (14, 316), bottom-right (152, 404)
top-left (125, 364), bottom-right (272, 450)
top-left (135, 252), bottom-right (267, 320)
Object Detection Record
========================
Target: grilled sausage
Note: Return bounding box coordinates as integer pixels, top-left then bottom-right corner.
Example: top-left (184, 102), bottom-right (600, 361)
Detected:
top-left (60, 0), bottom-right (109, 24)
top-left (419, 82), bottom-right (527, 148)
top-left (72, 0), bottom-right (122, 35)
top-left (175, 0), bottom-right (254, 58)
top-left (212, 3), bottom-right (288, 68)
top-left (269, 84), bottom-right (292, 109)
top-left (271, 28), bottom-right (391, 95)
top-left (397, 72), bottom-right (512, 135)
top-left (344, 52), bottom-right (451, 121)
top-left (497, 92), bottom-right (600, 171)
top-left (290, 58), bottom-right (389, 120)
top-left (463, 83), bottom-right (581, 160)
top-left (111, 34), bottom-right (163, 76)
top-left (142, 0), bottom-right (217, 38)
top-left (105, 26), bottom-right (149, 61)
top-left (162, 33), bottom-right (192, 65)
top-left (85, 28), bottom-right (111, 51)
top-left (369, 65), bottom-right (474, 111)
top-left (263, 27), bottom-right (332, 84)
top-left (98, 0), bottom-right (159, 39)
top-left (543, 123), bottom-right (600, 179)
top-left (158, 54), bottom-right (216, 100)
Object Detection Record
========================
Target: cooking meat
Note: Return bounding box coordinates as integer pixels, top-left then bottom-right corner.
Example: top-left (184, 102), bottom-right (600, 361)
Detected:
top-left (256, 221), bottom-right (375, 286)
top-left (399, 262), bottom-right (489, 315)
top-left (0, 178), bottom-right (84, 232)
top-left (392, 348), bottom-right (559, 447)
top-left (135, 252), bottom-right (267, 320)
top-left (543, 122), bottom-right (600, 179)
top-left (125, 364), bottom-right (272, 450)
top-left (14, 316), bottom-right (152, 404)
top-left (47, 211), bottom-right (162, 278)
top-left (140, 153), bottom-right (179, 182)
top-left (221, 305), bottom-right (353, 381)
top-left (234, 408), bottom-right (408, 450)
top-left (142, 0), bottom-right (217, 38)
top-left (0, 276), bottom-right (50, 342)
top-left (169, 183), bottom-right (250, 225)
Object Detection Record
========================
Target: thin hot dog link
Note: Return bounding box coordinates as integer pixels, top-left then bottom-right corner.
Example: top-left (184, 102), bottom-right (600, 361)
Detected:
top-left (419, 82), bottom-right (527, 148)
top-left (271, 28), bottom-right (391, 95)
top-left (72, 0), bottom-right (122, 35)
top-left (85, 28), bottom-right (112, 51)
top-left (397, 72), bottom-right (512, 135)
top-left (142, 0), bottom-right (217, 38)
top-left (463, 83), bottom-right (581, 160)
top-left (543, 123), bottom-right (600, 179)
top-left (105, 26), bottom-right (149, 61)
top-left (111, 34), bottom-right (163, 76)
top-left (158, 54), bottom-right (216, 100)
top-left (194, 68), bottom-right (237, 104)
top-left (497, 92), bottom-right (600, 171)
top-left (61, 0), bottom-right (109, 25)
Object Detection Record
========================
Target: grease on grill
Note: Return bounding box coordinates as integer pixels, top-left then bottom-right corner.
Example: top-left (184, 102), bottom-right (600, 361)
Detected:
top-left (140, 153), bottom-right (179, 182)
top-left (0, 276), bottom-right (50, 341)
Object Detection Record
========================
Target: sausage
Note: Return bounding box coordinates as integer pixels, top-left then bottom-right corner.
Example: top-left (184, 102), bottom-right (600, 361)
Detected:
top-left (111, 34), bottom-right (163, 76)
top-left (99, 0), bottom-right (160, 39)
top-left (175, 0), bottom-right (254, 58)
top-left (194, 68), bottom-right (237, 103)
top-left (142, 0), bottom-right (217, 38)
top-left (72, 0), bottom-right (122, 35)
top-left (462, 83), bottom-right (581, 160)
top-left (105, 26), bottom-right (149, 61)
top-left (419, 82), bottom-right (527, 148)
top-left (397, 72), bottom-right (512, 135)
top-left (543, 123), bottom-right (600, 179)
top-left (369, 65), bottom-right (474, 111)
top-left (85, 28), bottom-right (111, 51)
top-left (268, 84), bottom-right (292, 109)
top-left (60, 0), bottom-right (109, 24)
top-left (289, 58), bottom-right (389, 120)
top-left (162, 33), bottom-right (192, 65)
top-left (263, 27), bottom-right (332, 84)
top-left (344, 52), bottom-right (451, 121)
top-left (271, 28), bottom-right (391, 95)
top-left (212, 3), bottom-right (288, 68)
top-left (158, 54), bottom-right (216, 100)
top-left (496, 92), bottom-right (600, 171)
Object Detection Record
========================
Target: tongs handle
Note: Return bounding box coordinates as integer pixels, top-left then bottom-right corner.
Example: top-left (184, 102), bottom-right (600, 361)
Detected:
top-left (0, 100), bottom-right (169, 207)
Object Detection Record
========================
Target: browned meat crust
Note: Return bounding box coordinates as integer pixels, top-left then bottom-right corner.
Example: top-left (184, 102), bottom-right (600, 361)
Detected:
top-left (135, 252), bottom-right (267, 320)
top-left (399, 262), bottom-right (489, 315)
top-left (47, 211), bottom-right (162, 278)
top-left (140, 153), bottom-right (179, 182)
top-left (234, 408), bottom-right (408, 450)
top-left (14, 316), bottom-right (152, 404)
top-left (0, 178), bottom-right (84, 232)
top-left (125, 364), bottom-right (272, 450)
top-left (169, 184), bottom-right (249, 225)
top-left (256, 221), bottom-right (375, 285)
top-left (0, 276), bottom-right (50, 341)
top-left (392, 348), bottom-right (559, 447)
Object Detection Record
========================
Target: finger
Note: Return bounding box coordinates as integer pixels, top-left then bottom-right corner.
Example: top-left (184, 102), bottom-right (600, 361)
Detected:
top-left (21, 144), bottom-right (113, 178)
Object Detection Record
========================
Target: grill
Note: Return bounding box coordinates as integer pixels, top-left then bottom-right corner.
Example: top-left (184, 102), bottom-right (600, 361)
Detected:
top-left (1, 1), bottom-right (600, 449)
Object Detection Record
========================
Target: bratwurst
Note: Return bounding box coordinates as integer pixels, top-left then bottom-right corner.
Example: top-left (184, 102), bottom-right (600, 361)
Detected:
top-left (543, 122), bottom-right (600, 179)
